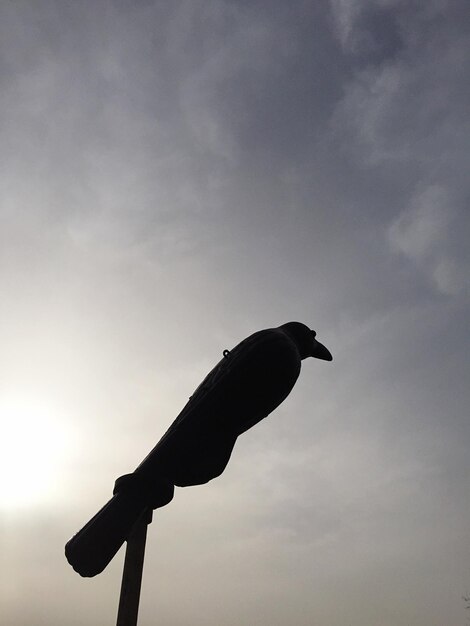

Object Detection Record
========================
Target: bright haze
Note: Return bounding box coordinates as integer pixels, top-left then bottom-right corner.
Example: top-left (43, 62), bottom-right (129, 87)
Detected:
top-left (1, 2), bottom-right (469, 625)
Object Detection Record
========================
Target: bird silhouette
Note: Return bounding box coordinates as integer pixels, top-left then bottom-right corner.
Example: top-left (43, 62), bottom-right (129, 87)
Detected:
top-left (65, 322), bottom-right (332, 577)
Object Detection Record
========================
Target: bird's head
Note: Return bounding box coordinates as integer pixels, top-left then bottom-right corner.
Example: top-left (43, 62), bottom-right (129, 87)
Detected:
top-left (279, 322), bottom-right (333, 361)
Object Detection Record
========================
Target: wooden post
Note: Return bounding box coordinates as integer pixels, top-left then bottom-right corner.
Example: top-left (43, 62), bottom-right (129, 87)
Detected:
top-left (116, 509), bottom-right (152, 626)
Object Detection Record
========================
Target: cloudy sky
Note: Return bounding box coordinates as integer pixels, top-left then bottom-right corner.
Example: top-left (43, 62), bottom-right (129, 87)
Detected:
top-left (1, 1), bottom-right (469, 625)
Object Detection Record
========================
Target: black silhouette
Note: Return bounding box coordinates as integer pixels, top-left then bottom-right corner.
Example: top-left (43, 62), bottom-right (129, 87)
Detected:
top-left (65, 322), bottom-right (332, 578)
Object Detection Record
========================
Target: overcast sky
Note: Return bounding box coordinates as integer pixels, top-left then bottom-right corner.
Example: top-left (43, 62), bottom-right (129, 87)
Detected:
top-left (1, 2), bottom-right (469, 625)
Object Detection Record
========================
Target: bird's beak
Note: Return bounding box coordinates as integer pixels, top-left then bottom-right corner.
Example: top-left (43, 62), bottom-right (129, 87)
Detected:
top-left (311, 338), bottom-right (333, 361)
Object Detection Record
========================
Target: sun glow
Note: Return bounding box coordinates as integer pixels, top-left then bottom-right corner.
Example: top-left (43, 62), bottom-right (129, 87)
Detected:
top-left (0, 397), bottom-right (73, 510)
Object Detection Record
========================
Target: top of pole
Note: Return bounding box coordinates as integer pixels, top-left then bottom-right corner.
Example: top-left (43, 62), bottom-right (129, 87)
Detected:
top-left (116, 509), bottom-right (152, 626)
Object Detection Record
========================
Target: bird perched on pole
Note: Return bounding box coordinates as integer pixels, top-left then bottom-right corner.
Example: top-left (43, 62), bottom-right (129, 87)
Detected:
top-left (65, 322), bottom-right (332, 577)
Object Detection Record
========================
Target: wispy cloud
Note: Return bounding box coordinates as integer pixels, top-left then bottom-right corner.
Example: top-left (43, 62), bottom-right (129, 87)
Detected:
top-left (389, 185), bottom-right (468, 296)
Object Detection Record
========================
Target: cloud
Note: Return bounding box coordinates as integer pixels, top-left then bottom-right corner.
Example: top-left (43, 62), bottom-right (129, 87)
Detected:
top-left (388, 185), bottom-right (450, 261)
top-left (331, 1), bottom-right (470, 166)
top-left (330, 0), bottom-right (406, 61)
top-left (388, 186), bottom-right (469, 296)
top-left (329, 1), bottom-right (470, 299)
top-left (432, 256), bottom-right (469, 297)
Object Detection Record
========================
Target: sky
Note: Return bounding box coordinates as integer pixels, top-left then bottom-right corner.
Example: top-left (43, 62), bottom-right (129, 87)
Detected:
top-left (0, 1), bottom-right (469, 625)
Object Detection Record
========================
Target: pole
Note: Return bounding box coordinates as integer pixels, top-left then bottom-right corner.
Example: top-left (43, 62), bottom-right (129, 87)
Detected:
top-left (116, 509), bottom-right (152, 626)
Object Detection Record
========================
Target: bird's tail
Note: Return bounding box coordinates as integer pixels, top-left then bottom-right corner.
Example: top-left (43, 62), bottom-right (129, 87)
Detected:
top-left (65, 474), bottom-right (173, 577)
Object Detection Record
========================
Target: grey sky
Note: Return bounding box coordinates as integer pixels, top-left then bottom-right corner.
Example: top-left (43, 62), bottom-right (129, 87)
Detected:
top-left (1, 2), bottom-right (469, 625)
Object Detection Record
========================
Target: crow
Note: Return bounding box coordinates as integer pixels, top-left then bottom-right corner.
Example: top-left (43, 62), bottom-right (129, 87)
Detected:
top-left (65, 322), bottom-right (332, 577)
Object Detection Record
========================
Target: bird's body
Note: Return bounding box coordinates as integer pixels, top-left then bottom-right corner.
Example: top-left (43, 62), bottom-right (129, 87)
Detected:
top-left (136, 325), bottom-right (302, 488)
